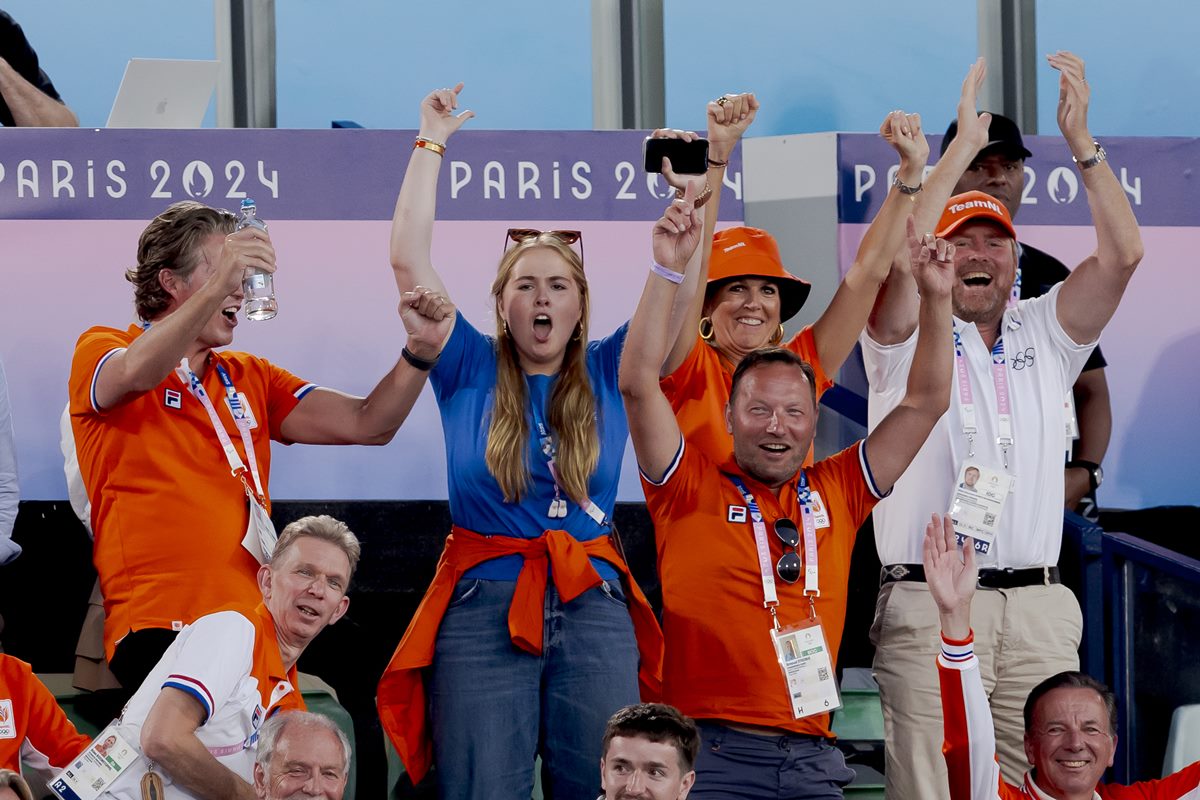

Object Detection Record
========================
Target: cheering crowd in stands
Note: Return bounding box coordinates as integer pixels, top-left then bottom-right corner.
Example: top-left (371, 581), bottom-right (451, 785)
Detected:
top-left (1, 48), bottom-right (1197, 800)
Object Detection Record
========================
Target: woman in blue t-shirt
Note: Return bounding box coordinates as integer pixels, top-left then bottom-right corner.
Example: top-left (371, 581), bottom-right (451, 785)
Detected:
top-left (379, 84), bottom-right (685, 800)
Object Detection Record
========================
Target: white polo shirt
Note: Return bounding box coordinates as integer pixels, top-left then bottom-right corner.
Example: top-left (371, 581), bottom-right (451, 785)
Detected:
top-left (862, 285), bottom-right (1096, 569)
top-left (101, 604), bottom-right (303, 799)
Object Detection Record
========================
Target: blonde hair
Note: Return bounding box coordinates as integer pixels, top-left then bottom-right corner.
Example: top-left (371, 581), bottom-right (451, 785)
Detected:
top-left (486, 236), bottom-right (598, 504)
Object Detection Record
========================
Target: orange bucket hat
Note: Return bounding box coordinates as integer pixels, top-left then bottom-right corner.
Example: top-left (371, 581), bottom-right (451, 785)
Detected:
top-left (707, 226), bottom-right (812, 323)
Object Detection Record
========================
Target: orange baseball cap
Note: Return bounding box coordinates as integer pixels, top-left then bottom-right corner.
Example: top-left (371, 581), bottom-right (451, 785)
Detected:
top-left (708, 226), bottom-right (812, 323)
top-left (936, 190), bottom-right (1017, 239)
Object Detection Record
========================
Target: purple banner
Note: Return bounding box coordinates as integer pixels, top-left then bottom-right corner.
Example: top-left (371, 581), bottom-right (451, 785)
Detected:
top-left (837, 133), bottom-right (1191, 226)
top-left (0, 129), bottom-right (743, 222)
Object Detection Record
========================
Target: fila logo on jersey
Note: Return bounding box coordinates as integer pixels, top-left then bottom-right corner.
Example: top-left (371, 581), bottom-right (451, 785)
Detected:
top-left (727, 505), bottom-right (747, 523)
top-left (164, 389), bottom-right (182, 409)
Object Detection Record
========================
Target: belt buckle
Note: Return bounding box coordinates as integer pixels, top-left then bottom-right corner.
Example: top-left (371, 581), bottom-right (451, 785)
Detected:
top-left (883, 564), bottom-right (911, 582)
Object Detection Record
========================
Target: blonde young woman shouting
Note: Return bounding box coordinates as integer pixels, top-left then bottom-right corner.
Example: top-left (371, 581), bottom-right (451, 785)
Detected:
top-left (376, 84), bottom-right (667, 800)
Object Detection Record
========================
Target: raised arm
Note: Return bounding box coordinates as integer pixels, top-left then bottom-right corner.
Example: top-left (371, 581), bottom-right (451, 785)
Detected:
top-left (811, 110), bottom-right (928, 371)
top-left (1051, 52), bottom-right (1144, 345)
top-left (92, 228), bottom-right (275, 410)
top-left (661, 92), bottom-right (759, 376)
top-left (619, 182), bottom-right (706, 481)
top-left (862, 220), bottom-right (954, 489)
top-left (389, 83), bottom-right (474, 298)
top-left (141, 689), bottom-right (257, 800)
top-left (926, 514), bottom-right (1005, 800)
top-left (868, 59), bottom-right (991, 345)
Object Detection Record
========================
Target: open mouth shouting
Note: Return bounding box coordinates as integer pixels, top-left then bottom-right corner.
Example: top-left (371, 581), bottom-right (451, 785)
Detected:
top-left (532, 313), bottom-right (553, 343)
top-left (960, 271), bottom-right (993, 288)
top-left (221, 304), bottom-right (240, 326)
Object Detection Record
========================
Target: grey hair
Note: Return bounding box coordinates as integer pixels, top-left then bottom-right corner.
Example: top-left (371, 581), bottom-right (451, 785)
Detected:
top-left (0, 770), bottom-right (34, 800)
top-left (255, 710), bottom-right (352, 775)
top-left (270, 515), bottom-right (361, 586)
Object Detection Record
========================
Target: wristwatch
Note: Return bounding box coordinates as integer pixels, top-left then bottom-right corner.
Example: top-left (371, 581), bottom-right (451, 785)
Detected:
top-left (1073, 141), bottom-right (1107, 170)
top-left (1067, 459), bottom-right (1104, 491)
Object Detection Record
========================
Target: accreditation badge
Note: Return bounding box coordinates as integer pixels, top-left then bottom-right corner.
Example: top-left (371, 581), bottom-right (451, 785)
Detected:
top-left (949, 462), bottom-right (1014, 555)
top-left (770, 617), bottom-right (841, 720)
top-left (50, 723), bottom-right (143, 800)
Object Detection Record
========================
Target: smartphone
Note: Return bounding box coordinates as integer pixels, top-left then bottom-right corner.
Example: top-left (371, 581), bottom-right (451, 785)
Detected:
top-left (643, 137), bottom-right (709, 174)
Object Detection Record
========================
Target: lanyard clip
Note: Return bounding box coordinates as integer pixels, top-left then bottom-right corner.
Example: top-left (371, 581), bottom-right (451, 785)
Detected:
top-left (768, 604), bottom-right (781, 630)
top-left (807, 595), bottom-right (817, 621)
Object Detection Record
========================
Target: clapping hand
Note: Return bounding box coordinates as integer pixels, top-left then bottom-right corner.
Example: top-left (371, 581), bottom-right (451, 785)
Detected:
top-left (953, 58), bottom-right (992, 156)
top-left (1047, 51), bottom-right (1092, 153)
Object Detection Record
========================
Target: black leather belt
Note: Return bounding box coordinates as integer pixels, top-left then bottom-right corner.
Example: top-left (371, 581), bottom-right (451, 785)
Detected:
top-left (880, 563), bottom-right (1060, 590)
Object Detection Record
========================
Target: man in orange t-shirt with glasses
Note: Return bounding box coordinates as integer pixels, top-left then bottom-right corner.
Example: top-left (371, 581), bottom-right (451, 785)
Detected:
top-left (619, 176), bottom-right (956, 796)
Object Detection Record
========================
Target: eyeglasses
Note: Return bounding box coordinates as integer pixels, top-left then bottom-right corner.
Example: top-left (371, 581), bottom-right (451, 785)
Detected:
top-left (773, 517), bottom-right (801, 584)
top-left (504, 228), bottom-right (584, 263)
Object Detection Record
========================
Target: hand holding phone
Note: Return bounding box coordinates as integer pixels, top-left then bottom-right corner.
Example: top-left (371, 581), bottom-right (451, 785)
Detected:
top-left (643, 136), bottom-right (709, 174)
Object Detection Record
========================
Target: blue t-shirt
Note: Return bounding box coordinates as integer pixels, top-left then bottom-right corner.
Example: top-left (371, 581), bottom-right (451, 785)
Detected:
top-left (430, 313), bottom-right (630, 580)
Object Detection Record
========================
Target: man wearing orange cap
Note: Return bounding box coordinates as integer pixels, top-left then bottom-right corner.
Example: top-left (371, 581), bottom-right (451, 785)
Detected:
top-left (943, 111), bottom-right (1111, 520)
top-left (861, 53), bottom-right (1144, 799)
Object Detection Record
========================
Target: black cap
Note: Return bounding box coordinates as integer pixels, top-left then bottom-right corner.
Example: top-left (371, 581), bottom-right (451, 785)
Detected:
top-left (941, 112), bottom-right (1033, 160)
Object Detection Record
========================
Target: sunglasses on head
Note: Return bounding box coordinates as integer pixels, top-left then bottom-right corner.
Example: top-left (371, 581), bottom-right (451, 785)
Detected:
top-left (773, 517), bottom-right (801, 584)
top-left (503, 228), bottom-right (584, 262)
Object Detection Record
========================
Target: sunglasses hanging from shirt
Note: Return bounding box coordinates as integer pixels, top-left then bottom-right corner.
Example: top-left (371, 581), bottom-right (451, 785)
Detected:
top-left (727, 472), bottom-right (842, 720)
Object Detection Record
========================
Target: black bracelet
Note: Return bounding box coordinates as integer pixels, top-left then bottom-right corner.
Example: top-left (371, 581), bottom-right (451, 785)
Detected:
top-left (706, 156), bottom-right (729, 168)
top-left (402, 346), bottom-right (439, 371)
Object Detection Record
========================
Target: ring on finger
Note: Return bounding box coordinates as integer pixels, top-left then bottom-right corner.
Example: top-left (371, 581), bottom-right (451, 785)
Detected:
top-left (716, 96), bottom-right (730, 106)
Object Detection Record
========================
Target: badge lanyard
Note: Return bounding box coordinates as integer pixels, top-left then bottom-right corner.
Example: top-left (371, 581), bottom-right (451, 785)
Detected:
top-left (953, 326), bottom-right (1014, 469)
top-left (727, 473), bottom-right (819, 628)
top-left (530, 403), bottom-right (607, 528)
top-left (177, 358), bottom-right (266, 506)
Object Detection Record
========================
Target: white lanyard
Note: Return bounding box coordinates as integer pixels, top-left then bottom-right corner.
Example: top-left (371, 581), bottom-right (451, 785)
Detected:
top-left (177, 358), bottom-right (266, 504)
top-left (953, 325), bottom-right (1015, 468)
top-left (728, 474), bottom-right (819, 627)
top-left (531, 406), bottom-right (607, 528)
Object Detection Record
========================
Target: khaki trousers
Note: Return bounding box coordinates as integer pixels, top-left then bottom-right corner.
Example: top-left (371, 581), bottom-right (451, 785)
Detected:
top-left (870, 580), bottom-right (1081, 799)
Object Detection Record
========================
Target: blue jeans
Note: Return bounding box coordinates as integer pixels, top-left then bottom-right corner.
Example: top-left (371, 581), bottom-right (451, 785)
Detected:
top-left (429, 578), bottom-right (640, 800)
top-left (691, 721), bottom-right (855, 799)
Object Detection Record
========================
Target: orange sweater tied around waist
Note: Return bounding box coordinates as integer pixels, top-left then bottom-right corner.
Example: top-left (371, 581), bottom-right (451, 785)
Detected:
top-left (376, 526), bottom-right (663, 784)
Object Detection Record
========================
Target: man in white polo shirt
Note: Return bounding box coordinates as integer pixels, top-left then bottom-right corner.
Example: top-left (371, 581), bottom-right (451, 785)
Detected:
top-left (83, 515), bottom-right (357, 800)
top-left (861, 52), bottom-right (1143, 799)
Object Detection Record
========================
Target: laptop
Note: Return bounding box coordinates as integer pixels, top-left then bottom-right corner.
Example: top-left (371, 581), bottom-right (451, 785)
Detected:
top-left (106, 58), bottom-right (219, 128)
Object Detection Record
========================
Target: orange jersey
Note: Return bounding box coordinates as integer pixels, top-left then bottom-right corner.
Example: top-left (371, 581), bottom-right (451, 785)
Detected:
top-left (642, 439), bottom-right (882, 737)
top-left (0, 654), bottom-right (90, 774)
top-left (660, 329), bottom-right (832, 467)
top-left (68, 325), bottom-right (313, 659)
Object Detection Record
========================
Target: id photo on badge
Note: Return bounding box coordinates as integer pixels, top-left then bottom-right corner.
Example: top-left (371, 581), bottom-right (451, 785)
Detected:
top-left (950, 462), bottom-right (1013, 553)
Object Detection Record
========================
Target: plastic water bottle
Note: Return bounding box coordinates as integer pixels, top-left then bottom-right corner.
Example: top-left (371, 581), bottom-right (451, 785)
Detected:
top-left (236, 198), bottom-right (277, 321)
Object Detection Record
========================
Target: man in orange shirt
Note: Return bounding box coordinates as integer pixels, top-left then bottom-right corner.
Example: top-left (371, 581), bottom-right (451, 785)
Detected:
top-left (67, 200), bottom-right (453, 796)
top-left (619, 183), bottom-right (955, 796)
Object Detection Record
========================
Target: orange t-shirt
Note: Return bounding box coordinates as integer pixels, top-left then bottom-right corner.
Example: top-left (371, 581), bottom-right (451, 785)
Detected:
top-left (68, 325), bottom-right (313, 659)
top-left (0, 654), bottom-right (90, 774)
top-left (660, 329), bottom-right (832, 467)
top-left (642, 439), bottom-right (882, 737)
